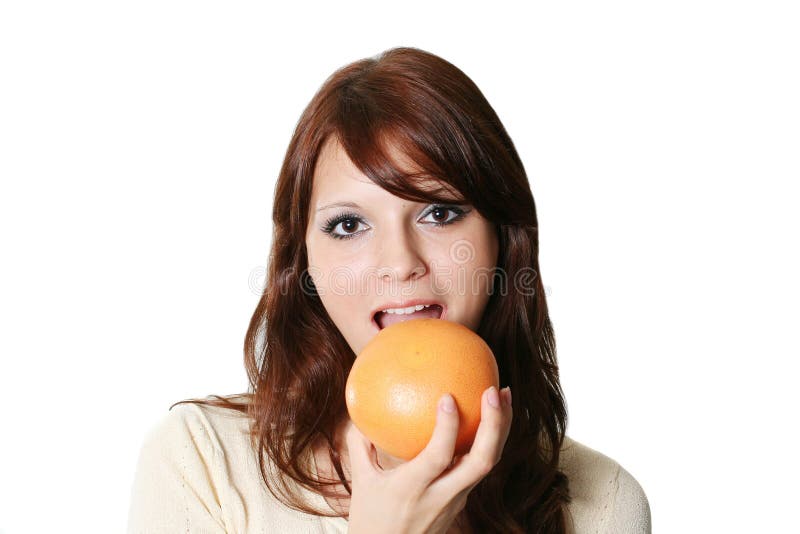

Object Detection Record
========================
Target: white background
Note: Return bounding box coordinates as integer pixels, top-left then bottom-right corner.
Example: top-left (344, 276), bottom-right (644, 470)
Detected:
top-left (1, 1), bottom-right (798, 532)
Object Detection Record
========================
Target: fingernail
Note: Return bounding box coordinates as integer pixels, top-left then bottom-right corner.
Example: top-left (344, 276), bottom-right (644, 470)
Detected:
top-left (439, 393), bottom-right (456, 413)
top-left (488, 386), bottom-right (500, 408)
top-left (501, 386), bottom-right (512, 407)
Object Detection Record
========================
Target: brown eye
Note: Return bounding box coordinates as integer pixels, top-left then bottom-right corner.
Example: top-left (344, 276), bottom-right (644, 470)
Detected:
top-left (421, 205), bottom-right (469, 227)
top-left (341, 219), bottom-right (358, 233)
top-left (431, 207), bottom-right (448, 222)
top-left (322, 212), bottom-right (369, 240)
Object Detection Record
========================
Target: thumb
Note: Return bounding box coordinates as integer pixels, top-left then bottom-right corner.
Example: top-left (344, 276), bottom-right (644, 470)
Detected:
top-left (344, 420), bottom-right (380, 480)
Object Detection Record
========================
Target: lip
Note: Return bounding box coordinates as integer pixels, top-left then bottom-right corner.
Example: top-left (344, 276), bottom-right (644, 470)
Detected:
top-left (370, 299), bottom-right (448, 331)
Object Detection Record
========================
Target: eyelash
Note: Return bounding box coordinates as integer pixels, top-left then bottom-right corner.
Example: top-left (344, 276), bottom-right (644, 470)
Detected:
top-left (321, 205), bottom-right (470, 241)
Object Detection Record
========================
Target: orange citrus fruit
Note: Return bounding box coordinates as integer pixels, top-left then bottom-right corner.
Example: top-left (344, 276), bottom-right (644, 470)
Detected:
top-left (345, 318), bottom-right (499, 461)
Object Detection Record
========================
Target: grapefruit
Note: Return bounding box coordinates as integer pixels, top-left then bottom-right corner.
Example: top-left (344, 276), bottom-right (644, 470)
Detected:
top-left (345, 318), bottom-right (499, 461)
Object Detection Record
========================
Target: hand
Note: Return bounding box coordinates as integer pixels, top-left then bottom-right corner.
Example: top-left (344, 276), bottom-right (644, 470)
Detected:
top-left (345, 385), bottom-right (513, 534)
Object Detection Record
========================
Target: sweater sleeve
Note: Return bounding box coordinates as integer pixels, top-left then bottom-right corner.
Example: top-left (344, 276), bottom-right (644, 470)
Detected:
top-left (127, 403), bottom-right (228, 534)
top-left (604, 464), bottom-right (652, 534)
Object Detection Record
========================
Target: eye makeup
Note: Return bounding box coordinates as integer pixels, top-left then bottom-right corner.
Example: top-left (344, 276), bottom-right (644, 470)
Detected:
top-left (320, 204), bottom-right (471, 240)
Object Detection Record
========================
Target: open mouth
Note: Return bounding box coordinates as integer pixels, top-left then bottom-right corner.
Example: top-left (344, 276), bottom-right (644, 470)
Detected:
top-left (373, 304), bottom-right (445, 330)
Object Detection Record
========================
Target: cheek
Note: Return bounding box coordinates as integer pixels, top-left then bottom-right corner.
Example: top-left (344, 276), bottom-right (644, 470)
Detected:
top-left (447, 235), bottom-right (498, 315)
top-left (307, 240), bottom-right (351, 285)
top-left (307, 253), bottom-right (375, 324)
top-left (316, 289), bottom-right (371, 355)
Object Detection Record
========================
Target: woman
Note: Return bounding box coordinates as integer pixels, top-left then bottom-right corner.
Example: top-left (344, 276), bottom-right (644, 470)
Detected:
top-left (128, 46), bottom-right (651, 533)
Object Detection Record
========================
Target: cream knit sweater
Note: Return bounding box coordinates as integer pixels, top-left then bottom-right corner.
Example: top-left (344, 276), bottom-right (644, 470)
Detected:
top-left (127, 400), bottom-right (650, 533)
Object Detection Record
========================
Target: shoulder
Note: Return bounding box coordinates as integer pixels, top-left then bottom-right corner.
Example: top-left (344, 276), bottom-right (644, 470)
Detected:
top-left (128, 397), bottom-right (253, 533)
top-left (559, 436), bottom-right (652, 534)
top-left (140, 397), bottom-right (250, 456)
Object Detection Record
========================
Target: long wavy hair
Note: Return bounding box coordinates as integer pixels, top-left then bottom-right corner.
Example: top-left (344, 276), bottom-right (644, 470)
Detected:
top-left (176, 46), bottom-right (571, 533)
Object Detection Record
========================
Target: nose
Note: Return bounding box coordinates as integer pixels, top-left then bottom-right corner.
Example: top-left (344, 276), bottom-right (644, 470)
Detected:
top-left (376, 227), bottom-right (427, 284)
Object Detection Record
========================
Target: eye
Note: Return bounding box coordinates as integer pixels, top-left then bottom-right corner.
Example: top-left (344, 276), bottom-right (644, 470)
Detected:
top-left (322, 212), bottom-right (369, 240)
top-left (420, 205), bottom-right (469, 227)
top-left (320, 205), bottom-right (471, 241)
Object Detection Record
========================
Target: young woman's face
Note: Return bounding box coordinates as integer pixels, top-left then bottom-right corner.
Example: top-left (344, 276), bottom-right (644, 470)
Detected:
top-left (304, 137), bottom-right (499, 356)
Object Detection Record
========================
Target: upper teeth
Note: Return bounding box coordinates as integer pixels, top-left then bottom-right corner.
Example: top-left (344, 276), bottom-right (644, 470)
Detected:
top-left (381, 304), bottom-right (433, 315)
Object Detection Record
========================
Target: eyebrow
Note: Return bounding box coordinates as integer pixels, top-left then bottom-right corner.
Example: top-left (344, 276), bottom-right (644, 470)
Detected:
top-left (316, 201), bottom-right (362, 212)
top-left (315, 196), bottom-right (467, 213)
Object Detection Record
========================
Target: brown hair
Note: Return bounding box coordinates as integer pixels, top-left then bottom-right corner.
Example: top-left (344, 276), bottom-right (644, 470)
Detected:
top-left (176, 46), bottom-right (571, 532)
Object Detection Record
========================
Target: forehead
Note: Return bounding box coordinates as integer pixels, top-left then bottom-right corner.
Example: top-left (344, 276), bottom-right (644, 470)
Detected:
top-left (311, 137), bottom-right (459, 202)
top-left (313, 137), bottom-right (372, 189)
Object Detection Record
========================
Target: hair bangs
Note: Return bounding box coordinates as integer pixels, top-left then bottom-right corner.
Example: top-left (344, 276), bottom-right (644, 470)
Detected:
top-left (332, 83), bottom-right (476, 208)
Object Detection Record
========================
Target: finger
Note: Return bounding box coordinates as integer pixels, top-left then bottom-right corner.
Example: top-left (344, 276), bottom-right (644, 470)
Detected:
top-left (429, 386), bottom-right (512, 493)
top-left (344, 420), bottom-right (380, 480)
top-left (467, 386), bottom-right (513, 467)
top-left (401, 393), bottom-right (460, 486)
